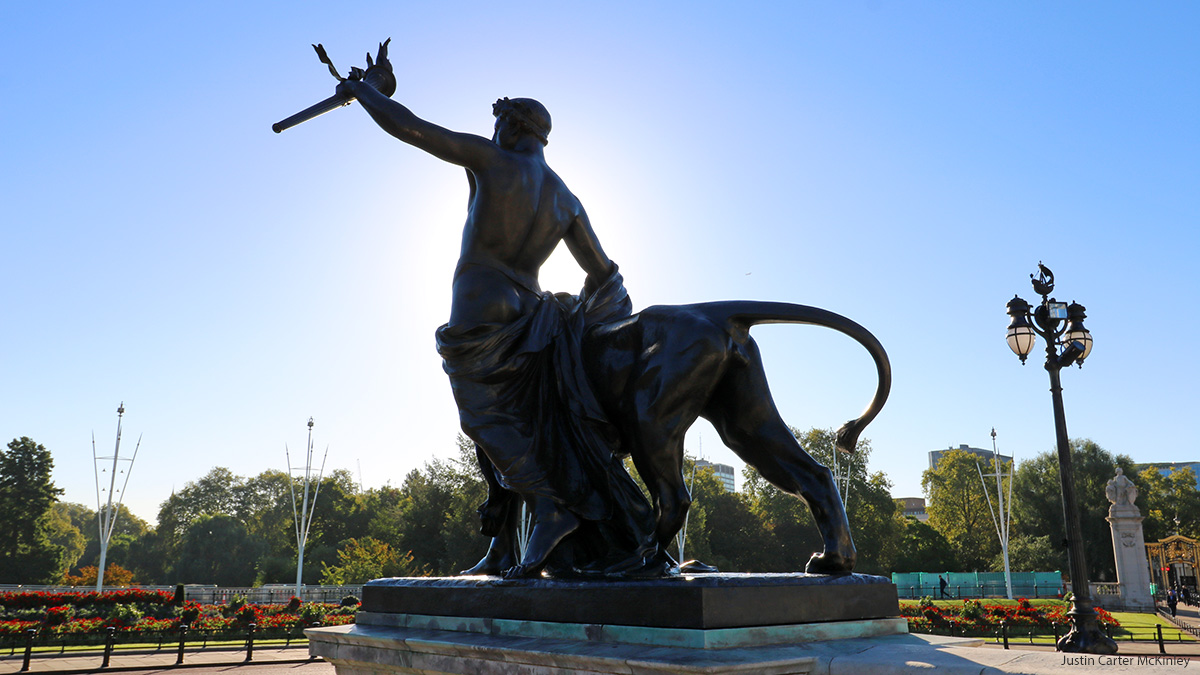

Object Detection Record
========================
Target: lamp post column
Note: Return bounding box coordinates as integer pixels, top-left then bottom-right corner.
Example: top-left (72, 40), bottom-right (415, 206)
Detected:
top-left (1047, 364), bottom-right (1112, 653)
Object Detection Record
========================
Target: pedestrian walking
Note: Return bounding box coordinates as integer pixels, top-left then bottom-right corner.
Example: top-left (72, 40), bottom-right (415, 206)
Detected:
top-left (1168, 588), bottom-right (1179, 617)
top-left (939, 575), bottom-right (950, 599)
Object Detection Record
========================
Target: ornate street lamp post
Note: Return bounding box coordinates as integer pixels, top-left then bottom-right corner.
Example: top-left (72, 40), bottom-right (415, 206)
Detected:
top-left (1005, 263), bottom-right (1116, 654)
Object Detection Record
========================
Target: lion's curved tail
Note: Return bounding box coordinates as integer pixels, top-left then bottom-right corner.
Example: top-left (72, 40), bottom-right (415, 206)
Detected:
top-left (699, 301), bottom-right (891, 455)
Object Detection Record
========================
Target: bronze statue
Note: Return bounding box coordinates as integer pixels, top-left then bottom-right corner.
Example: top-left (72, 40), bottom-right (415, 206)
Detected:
top-left (277, 43), bottom-right (890, 579)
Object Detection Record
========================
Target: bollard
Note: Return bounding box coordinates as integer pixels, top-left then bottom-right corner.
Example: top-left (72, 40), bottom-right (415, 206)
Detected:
top-left (176, 623), bottom-right (189, 665)
top-left (308, 621), bottom-right (323, 659)
top-left (1157, 624), bottom-right (1165, 654)
top-left (245, 623), bottom-right (256, 662)
top-left (21, 629), bottom-right (36, 672)
top-left (1001, 620), bottom-right (1009, 650)
top-left (101, 626), bottom-right (116, 668)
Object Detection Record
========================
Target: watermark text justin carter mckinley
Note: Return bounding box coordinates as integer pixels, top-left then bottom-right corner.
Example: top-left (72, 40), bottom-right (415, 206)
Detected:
top-left (1063, 654), bottom-right (1190, 667)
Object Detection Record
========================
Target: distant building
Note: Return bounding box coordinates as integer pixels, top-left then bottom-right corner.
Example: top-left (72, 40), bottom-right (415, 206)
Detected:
top-left (896, 497), bottom-right (928, 522)
top-left (696, 460), bottom-right (736, 492)
top-left (1133, 462), bottom-right (1200, 489)
top-left (929, 444), bottom-right (1012, 470)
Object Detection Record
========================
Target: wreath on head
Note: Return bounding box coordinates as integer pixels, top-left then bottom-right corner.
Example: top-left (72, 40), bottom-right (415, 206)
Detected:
top-left (492, 97), bottom-right (550, 145)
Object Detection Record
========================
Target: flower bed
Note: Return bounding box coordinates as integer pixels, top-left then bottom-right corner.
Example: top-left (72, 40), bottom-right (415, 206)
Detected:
top-left (900, 598), bottom-right (1118, 637)
top-left (0, 592), bottom-right (355, 642)
top-left (0, 590), bottom-right (173, 609)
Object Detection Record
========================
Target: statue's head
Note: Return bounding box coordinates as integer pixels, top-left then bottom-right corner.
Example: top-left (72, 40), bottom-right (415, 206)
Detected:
top-left (493, 97), bottom-right (551, 146)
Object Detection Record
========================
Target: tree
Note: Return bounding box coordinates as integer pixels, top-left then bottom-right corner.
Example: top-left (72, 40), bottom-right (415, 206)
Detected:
top-left (891, 516), bottom-right (959, 572)
top-left (1135, 466), bottom-right (1200, 542)
top-left (922, 448), bottom-right (1001, 571)
top-left (369, 436), bottom-right (488, 576)
top-left (68, 503), bottom-right (150, 575)
top-left (319, 537), bottom-right (420, 584)
top-left (0, 437), bottom-right (65, 583)
top-left (46, 503), bottom-right (87, 577)
top-left (739, 428), bottom-right (899, 574)
top-left (156, 467), bottom-right (244, 565)
top-left (743, 460), bottom-right (819, 572)
top-left (437, 437), bottom-right (491, 574)
top-left (62, 563), bottom-right (135, 587)
top-left (698, 469), bottom-right (778, 572)
top-left (237, 469), bottom-right (300, 556)
top-left (172, 513), bottom-right (267, 586)
top-left (1010, 439), bottom-right (1134, 582)
top-left (998, 534), bottom-right (1061, 574)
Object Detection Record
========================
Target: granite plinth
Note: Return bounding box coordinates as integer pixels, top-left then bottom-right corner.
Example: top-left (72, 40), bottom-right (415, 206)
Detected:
top-left (361, 573), bottom-right (899, 630)
top-left (309, 624), bottom-right (1142, 675)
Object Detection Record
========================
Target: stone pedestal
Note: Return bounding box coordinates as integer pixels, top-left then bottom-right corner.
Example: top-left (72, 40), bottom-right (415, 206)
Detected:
top-left (307, 573), bottom-right (1172, 673)
top-left (1108, 503), bottom-right (1155, 612)
top-left (1104, 468), bottom-right (1155, 612)
top-left (307, 573), bottom-right (910, 674)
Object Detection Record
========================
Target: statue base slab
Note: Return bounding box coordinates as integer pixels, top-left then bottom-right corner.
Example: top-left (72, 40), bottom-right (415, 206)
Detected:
top-left (356, 573), bottom-right (899, 629)
top-left (305, 573), bottom-right (921, 674)
top-left (307, 621), bottom-right (1115, 674)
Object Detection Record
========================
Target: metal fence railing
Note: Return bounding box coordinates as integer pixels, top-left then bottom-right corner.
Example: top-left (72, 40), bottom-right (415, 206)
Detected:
top-left (910, 618), bottom-right (1192, 654)
top-left (0, 585), bottom-right (363, 605)
top-left (180, 586), bottom-right (363, 605)
top-left (894, 583), bottom-right (1061, 600)
top-left (4, 621), bottom-right (329, 672)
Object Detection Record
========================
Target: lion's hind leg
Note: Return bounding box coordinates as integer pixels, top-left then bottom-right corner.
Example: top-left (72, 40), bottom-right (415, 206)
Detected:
top-left (702, 339), bottom-right (856, 574)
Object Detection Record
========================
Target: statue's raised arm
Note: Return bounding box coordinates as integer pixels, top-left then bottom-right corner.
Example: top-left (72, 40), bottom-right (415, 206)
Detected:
top-left (337, 78), bottom-right (499, 170)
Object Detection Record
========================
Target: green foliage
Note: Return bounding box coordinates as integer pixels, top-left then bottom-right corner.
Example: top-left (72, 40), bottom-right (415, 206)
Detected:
top-left (365, 436), bottom-right (488, 576)
top-left (738, 428), bottom-right (898, 573)
top-left (891, 517), bottom-right (959, 572)
top-left (43, 605), bottom-right (76, 626)
top-left (1136, 466), bottom-right (1200, 542)
top-left (174, 602), bottom-right (201, 624)
top-left (61, 502), bottom-right (151, 578)
top-left (699, 471), bottom-right (778, 572)
top-left (46, 504), bottom-right (87, 577)
top-left (319, 537), bottom-right (421, 584)
top-left (957, 599), bottom-right (984, 621)
top-left (0, 437), bottom-right (65, 583)
top-left (996, 534), bottom-right (1061, 574)
top-left (173, 515), bottom-right (267, 586)
top-left (922, 448), bottom-right (1001, 571)
top-left (299, 602), bottom-right (326, 624)
top-left (1011, 439), bottom-right (1133, 582)
top-left (7, 423), bottom-right (1150, 585)
top-left (107, 602), bottom-right (143, 625)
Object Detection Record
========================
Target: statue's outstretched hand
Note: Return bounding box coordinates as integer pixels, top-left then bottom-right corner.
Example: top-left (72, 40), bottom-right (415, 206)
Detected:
top-left (335, 79), bottom-right (358, 100)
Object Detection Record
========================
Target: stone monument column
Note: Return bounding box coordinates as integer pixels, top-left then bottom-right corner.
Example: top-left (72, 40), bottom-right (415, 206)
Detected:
top-left (1105, 469), bottom-right (1154, 612)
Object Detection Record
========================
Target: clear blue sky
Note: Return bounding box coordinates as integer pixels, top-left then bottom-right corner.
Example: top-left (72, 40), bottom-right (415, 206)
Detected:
top-left (2, 2), bottom-right (1197, 526)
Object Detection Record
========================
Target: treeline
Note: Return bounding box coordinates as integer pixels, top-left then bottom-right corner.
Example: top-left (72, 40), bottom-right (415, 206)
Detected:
top-left (2, 434), bottom-right (1188, 586)
top-left (920, 439), bottom-right (1200, 583)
